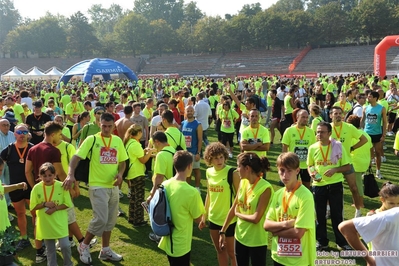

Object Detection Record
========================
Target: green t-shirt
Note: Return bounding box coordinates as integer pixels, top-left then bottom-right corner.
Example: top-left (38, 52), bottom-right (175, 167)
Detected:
top-left (219, 108), bottom-right (239, 133)
top-left (125, 139), bottom-right (146, 180)
top-left (65, 102), bottom-right (85, 126)
top-left (281, 126), bottom-right (316, 169)
top-left (158, 179), bottom-right (205, 257)
top-left (153, 146), bottom-right (176, 180)
top-left (333, 101), bottom-right (352, 115)
top-left (99, 92), bottom-right (108, 104)
top-left (267, 185), bottom-right (316, 266)
top-left (56, 141), bottom-right (76, 174)
top-left (307, 141), bottom-right (351, 186)
top-left (165, 127), bottom-right (186, 150)
top-left (0, 180), bottom-right (11, 232)
top-left (30, 181), bottom-right (72, 239)
top-left (393, 131), bottom-right (399, 151)
top-left (206, 165), bottom-right (237, 225)
top-left (330, 122), bottom-right (362, 155)
top-left (241, 125), bottom-right (271, 157)
top-left (12, 103), bottom-right (24, 124)
top-left (351, 130), bottom-right (372, 173)
top-left (62, 127), bottom-right (71, 140)
top-left (76, 133), bottom-right (128, 188)
top-left (235, 178), bottom-right (273, 247)
top-left (284, 95), bottom-right (293, 115)
top-left (80, 123), bottom-right (101, 143)
top-left (311, 116), bottom-right (324, 133)
top-left (60, 95), bottom-right (71, 110)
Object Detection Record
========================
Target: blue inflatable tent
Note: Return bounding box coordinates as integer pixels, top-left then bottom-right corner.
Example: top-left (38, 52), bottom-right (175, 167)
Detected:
top-left (57, 58), bottom-right (138, 87)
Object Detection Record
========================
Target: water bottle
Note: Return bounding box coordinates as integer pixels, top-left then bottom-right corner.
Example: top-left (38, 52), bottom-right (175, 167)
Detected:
top-left (309, 166), bottom-right (322, 181)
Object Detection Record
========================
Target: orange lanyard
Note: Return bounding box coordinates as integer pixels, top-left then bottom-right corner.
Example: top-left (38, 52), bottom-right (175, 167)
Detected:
top-left (319, 142), bottom-right (330, 166)
top-left (250, 126), bottom-right (259, 139)
top-left (14, 143), bottom-right (28, 164)
top-left (224, 110), bottom-right (230, 120)
top-left (296, 126), bottom-right (306, 142)
top-left (340, 102), bottom-right (345, 111)
top-left (333, 123), bottom-right (343, 139)
top-left (43, 182), bottom-right (55, 202)
top-left (72, 103), bottom-right (78, 112)
top-left (101, 134), bottom-right (112, 150)
top-left (34, 114), bottom-right (42, 121)
top-left (244, 177), bottom-right (261, 206)
top-left (282, 181), bottom-right (302, 220)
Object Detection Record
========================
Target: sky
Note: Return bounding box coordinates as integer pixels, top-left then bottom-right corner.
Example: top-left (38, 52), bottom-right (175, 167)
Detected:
top-left (13, 0), bottom-right (279, 20)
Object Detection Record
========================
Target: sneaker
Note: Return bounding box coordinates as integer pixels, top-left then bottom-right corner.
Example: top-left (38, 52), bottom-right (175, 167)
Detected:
top-left (325, 210), bottom-right (331, 219)
top-left (89, 238), bottom-right (98, 248)
top-left (132, 221), bottom-right (147, 228)
top-left (337, 244), bottom-right (353, 251)
top-left (228, 153), bottom-right (233, 159)
top-left (376, 172), bottom-right (383, 179)
top-left (316, 242), bottom-right (328, 251)
top-left (383, 145), bottom-right (387, 150)
top-left (98, 248), bottom-right (123, 261)
top-left (149, 232), bottom-right (161, 243)
top-left (371, 158), bottom-right (375, 164)
top-left (118, 207), bottom-right (125, 217)
top-left (381, 156), bottom-right (387, 163)
top-left (77, 243), bottom-right (92, 265)
top-left (127, 191), bottom-right (132, 199)
top-left (16, 238), bottom-right (31, 250)
top-left (119, 190), bottom-right (124, 199)
top-left (386, 131), bottom-right (394, 136)
top-left (56, 240), bottom-right (75, 251)
top-left (35, 253), bottom-right (46, 264)
top-left (8, 213), bottom-right (14, 222)
top-left (355, 209), bottom-right (362, 218)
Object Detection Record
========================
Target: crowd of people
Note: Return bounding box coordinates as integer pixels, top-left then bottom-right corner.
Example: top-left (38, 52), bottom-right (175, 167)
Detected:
top-left (0, 74), bottom-right (399, 266)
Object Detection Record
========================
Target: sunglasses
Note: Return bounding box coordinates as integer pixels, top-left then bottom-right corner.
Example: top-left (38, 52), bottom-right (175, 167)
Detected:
top-left (16, 130), bottom-right (29, 135)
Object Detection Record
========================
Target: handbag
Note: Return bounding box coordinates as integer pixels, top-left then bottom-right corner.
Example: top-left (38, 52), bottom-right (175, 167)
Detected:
top-left (75, 136), bottom-right (96, 183)
top-left (363, 167), bottom-right (379, 198)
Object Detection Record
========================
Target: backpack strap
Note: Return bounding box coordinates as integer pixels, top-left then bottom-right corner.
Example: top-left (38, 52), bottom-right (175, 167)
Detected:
top-left (227, 167), bottom-right (236, 207)
top-left (87, 136), bottom-right (96, 159)
top-left (65, 143), bottom-right (70, 164)
top-left (165, 132), bottom-right (178, 146)
top-left (125, 141), bottom-right (134, 170)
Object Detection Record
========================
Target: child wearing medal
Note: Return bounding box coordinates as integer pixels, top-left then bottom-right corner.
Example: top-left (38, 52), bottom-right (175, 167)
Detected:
top-left (219, 152), bottom-right (273, 266)
top-left (30, 163), bottom-right (73, 266)
top-left (265, 152), bottom-right (316, 266)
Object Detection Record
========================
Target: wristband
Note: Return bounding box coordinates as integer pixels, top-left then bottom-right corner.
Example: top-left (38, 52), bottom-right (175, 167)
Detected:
top-left (219, 231), bottom-right (225, 235)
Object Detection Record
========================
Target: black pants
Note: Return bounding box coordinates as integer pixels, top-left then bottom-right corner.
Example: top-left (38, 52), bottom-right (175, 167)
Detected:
top-left (313, 182), bottom-right (348, 247)
top-left (235, 239), bottom-right (266, 266)
top-left (167, 252), bottom-right (190, 266)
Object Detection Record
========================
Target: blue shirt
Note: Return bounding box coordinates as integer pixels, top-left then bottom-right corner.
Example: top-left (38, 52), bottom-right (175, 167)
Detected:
top-left (181, 120), bottom-right (200, 154)
top-left (364, 104), bottom-right (383, 135)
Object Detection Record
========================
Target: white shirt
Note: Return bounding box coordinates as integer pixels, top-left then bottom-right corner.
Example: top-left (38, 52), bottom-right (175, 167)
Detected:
top-left (353, 207), bottom-right (399, 266)
top-left (194, 100), bottom-right (212, 130)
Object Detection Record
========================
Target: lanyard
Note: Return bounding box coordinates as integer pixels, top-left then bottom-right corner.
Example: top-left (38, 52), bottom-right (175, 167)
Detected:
top-left (101, 134), bottom-right (112, 151)
top-left (43, 182), bottom-right (55, 202)
top-left (72, 103), bottom-right (78, 112)
top-left (296, 126), bottom-right (306, 141)
top-left (34, 114), bottom-right (42, 121)
top-left (14, 143), bottom-right (28, 164)
top-left (250, 126), bottom-right (260, 139)
top-left (282, 181), bottom-right (302, 218)
top-left (319, 142), bottom-right (331, 166)
top-left (333, 123), bottom-right (343, 139)
top-left (244, 177), bottom-right (261, 206)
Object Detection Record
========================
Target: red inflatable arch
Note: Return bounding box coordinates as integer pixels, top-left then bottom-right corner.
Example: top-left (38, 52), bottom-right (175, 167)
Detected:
top-left (374, 35), bottom-right (399, 77)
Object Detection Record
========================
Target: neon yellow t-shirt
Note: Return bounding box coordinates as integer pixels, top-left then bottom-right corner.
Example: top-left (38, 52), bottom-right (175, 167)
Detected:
top-left (30, 181), bottom-right (72, 239)
top-left (284, 95), bottom-right (293, 114)
top-left (65, 102), bottom-right (85, 126)
top-left (143, 107), bottom-right (153, 122)
top-left (12, 103), bottom-right (24, 124)
top-left (62, 127), bottom-right (71, 140)
top-left (60, 95), bottom-right (71, 110)
top-left (206, 165), bottom-right (237, 225)
top-left (351, 130), bottom-right (372, 173)
top-left (330, 122), bottom-right (362, 155)
top-left (241, 125), bottom-right (270, 157)
top-left (165, 127), bottom-right (186, 150)
top-left (125, 139), bottom-right (146, 180)
top-left (76, 133), bottom-right (128, 188)
top-left (153, 146), bottom-right (176, 180)
top-left (235, 179), bottom-right (274, 247)
top-left (99, 92), bottom-right (108, 104)
top-left (307, 141), bottom-right (351, 186)
top-left (393, 131), bottom-right (399, 151)
top-left (0, 180), bottom-right (11, 232)
top-left (281, 126), bottom-right (316, 169)
top-left (56, 141), bottom-right (76, 174)
top-left (311, 116), bottom-right (324, 133)
top-left (267, 185), bottom-right (316, 266)
top-left (219, 108), bottom-right (239, 134)
top-left (158, 179), bottom-right (205, 257)
top-left (333, 101), bottom-right (352, 115)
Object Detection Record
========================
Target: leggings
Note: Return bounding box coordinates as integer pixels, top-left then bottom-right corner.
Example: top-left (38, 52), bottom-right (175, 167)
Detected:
top-left (235, 239), bottom-right (267, 266)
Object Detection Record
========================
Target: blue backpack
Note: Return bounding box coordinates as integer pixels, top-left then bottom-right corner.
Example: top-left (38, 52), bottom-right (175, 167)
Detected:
top-left (149, 185), bottom-right (174, 252)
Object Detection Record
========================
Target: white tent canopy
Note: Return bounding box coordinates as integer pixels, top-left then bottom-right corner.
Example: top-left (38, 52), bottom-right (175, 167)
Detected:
top-left (0, 66), bottom-right (26, 81)
top-left (45, 67), bottom-right (64, 79)
top-left (24, 66), bottom-right (45, 80)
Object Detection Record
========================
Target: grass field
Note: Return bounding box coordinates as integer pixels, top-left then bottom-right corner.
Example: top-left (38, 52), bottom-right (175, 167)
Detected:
top-left (9, 127), bottom-right (398, 266)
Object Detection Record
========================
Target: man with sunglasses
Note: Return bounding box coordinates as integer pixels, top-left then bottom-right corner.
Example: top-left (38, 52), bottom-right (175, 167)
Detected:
top-left (79, 106), bottom-right (105, 144)
top-left (26, 100), bottom-right (52, 145)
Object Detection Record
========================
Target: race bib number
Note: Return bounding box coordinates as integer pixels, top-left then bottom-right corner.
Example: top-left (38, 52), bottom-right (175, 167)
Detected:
top-left (100, 147), bottom-right (117, 164)
top-left (223, 119), bottom-right (232, 128)
top-left (185, 135), bottom-right (192, 148)
top-left (73, 114), bottom-right (79, 121)
top-left (242, 117), bottom-right (249, 126)
top-left (277, 237), bottom-right (302, 257)
top-left (294, 147), bottom-right (308, 161)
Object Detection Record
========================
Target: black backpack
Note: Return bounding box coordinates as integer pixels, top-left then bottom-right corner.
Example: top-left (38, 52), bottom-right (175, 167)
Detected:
top-left (160, 149), bottom-right (176, 177)
top-left (344, 104), bottom-right (362, 121)
top-left (227, 167), bottom-right (236, 207)
top-left (165, 132), bottom-right (184, 151)
top-left (122, 141), bottom-right (134, 178)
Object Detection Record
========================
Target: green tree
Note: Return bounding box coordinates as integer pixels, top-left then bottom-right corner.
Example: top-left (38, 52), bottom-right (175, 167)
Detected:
top-left (114, 12), bottom-right (149, 57)
top-left (239, 3), bottom-right (262, 17)
top-left (307, 0), bottom-right (358, 12)
top-left (249, 11), bottom-right (270, 49)
top-left (193, 16), bottom-right (227, 53)
top-left (183, 1), bottom-right (203, 25)
top-left (0, 0), bottom-right (21, 55)
top-left (3, 25), bottom-right (31, 57)
top-left (225, 14), bottom-right (251, 51)
top-left (286, 10), bottom-right (312, 48)
top-left (313, 2), bottom-right (348, 44)
top-left (147, 19), bottom-right (175, 55)
top-left (272, 0), bottom-right (304, 13)
top-left (176, 21), bottom-right (194, 53)
top-left (29, 15), bottom-right (67, 57)
top-left (67, 11), bottom-right (99, 58)
top-left (88, 4), bottom-right (126, 38)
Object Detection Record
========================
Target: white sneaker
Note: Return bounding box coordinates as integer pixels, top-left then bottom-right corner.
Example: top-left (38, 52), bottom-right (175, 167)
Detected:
top-left (8, 213), bottom-right (14, 222)
top-left (98, 248), bottom-right (123, 261)
top-left (127, 191), bottom-right (132, 199)
top-left (119, 190), bottom-right (124, 199)
top-left (78, 243), bottom-right (92, 265)
top-left (381, 156), bottom-right (387, 163)
top-left (355, 209), bottom-right (362, 218)
top-left (56, 240), bottom-right (75, 251)
top-left (371, 158), bottom-right (375, 164)
top-left (228, 153), bottom-right (233, 159)
top-left (376, 172), bottom-right (383, 179)
top-left (386, 131), bottom-right (394, 136)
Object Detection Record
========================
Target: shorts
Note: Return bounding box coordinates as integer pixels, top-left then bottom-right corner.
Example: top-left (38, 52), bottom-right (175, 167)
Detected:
top-left (342, 164), bottom-right (355, 176)
top-left (368, 134), bottom-right (382, 144)
top-left (191, 153), bottom-right (200, 169)
top-left (209, 221), bottom-right (236, 237)
top-left (316, 94), bottom-right (325, 101)
top-left (298, 169), bottom-right (311, 183)
top-left (271, 117), bottom-right (280, 123)
top-left (67, 206), bottom-right (76, 224)
top-left (388, 112), bottom-right (397, 124)
top-left (9, 188), bottom-right (31, 203)
top-left (87, 186), bottom-right (119, 236)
